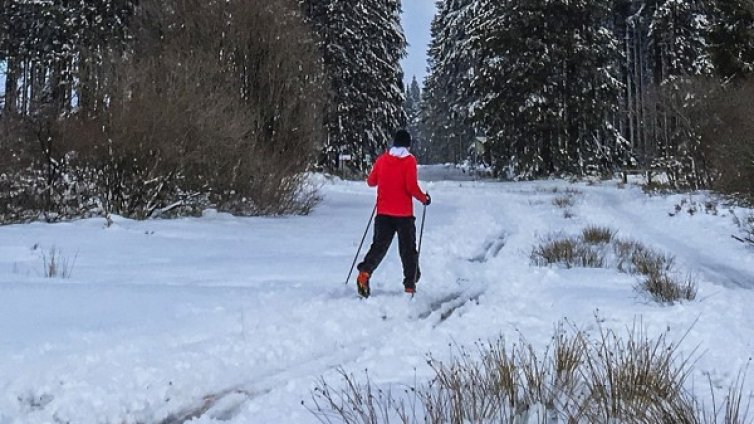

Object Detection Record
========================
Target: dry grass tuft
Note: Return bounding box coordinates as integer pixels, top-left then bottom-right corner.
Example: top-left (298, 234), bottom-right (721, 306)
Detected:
top-left (532, 229), bottom-right (697, 303)
top-left (582, 225), bottom-right (616, 244)
top-left (629, 245), bottom-right (676, 277)
top-left (307, 369), bottom-right (412, 424)
top-left (42, 247), bottom-right (77, 279)
top-left (553, 195), bottom-right (576, 209)
top-left (574, 322), bottom-right (696, 422)
top-left (531, 235), bottom-right (605, 269)
top-left (639, 273), bottom-right (698, 304)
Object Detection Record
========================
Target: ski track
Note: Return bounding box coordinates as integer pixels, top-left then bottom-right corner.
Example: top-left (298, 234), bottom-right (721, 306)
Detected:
top-left (1, 170), bottom-right (753, 423)
top-left (583, 187), bottom-right (754, 289)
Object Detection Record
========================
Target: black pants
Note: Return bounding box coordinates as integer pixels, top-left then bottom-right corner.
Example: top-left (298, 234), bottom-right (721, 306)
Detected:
top-left (357, 215), bottom-right (420, 288)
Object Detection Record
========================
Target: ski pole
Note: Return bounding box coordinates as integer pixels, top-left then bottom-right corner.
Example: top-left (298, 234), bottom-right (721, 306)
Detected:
top-left (345, 204), bottom-right (377, 285)
top-left (413, 203), bottom-right (427, 287)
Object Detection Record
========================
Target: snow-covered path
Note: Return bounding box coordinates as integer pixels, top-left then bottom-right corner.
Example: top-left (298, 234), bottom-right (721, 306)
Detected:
top-left (1, 169), bottom-right (753, 423)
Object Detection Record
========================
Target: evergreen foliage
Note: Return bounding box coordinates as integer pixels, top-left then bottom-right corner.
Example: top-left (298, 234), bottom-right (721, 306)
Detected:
top-left (303, 0), bottom-right (408, 173)
top-left (708, 0), bottom-right (754, 79)
top-left (421, 0), bottom-right (751, 186)
top-left (0, 0), bottom-right (134, 115)
top-left (471, 0), bottom-right (623, 178)
top-left (404, 76), bottom-right (423, 159)
top-left (420, 0), bottom-right (477, 165)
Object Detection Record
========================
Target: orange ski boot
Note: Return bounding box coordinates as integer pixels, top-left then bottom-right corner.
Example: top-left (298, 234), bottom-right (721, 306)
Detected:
top-left (356, 271), bottom-right (371, 298)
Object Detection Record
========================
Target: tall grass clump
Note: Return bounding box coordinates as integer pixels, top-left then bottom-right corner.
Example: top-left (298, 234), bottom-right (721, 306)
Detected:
top-left (532, 226), bottom-right (697, 304)
top-left (42, 247), bottom-right (77, 279)
top-left (531, 233), bottom-right (605, 269)
top-left (308, 321), bottom-right (750, 424)
top-left (581, 225), bottom-right (616, 245)
top-left (553, 195), bottom-right (576, 209)
top-left (612, 239), bottom-right (697, 303)
top-left (732, 212), bottom-right (754, 246)
top-left (639, 273), bottom-right (698, 304)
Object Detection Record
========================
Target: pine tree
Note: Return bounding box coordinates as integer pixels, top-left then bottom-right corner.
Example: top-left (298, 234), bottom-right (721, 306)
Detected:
top-left (302, 0), bottom-right (407, 173)
top-left (650, 0), bottom-right (712, 79)
top-left (471, 0), bottom-right (622, 177)
top-left (405, 76), bottom-right (421, 122)
top-left (0, 0), bottom-right (134, 115)
top-left (644, 0), bottom-right (713, 186)
top-left (404, 76), bottom-right (423, 158)
top-left (421, 0), bottom-right (476, 164)
top-left (708, 0), bottom-right (754, 79)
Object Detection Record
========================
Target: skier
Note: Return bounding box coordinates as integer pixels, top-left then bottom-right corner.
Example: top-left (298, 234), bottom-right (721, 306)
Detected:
top-left (356, 129), bottom-right (431, 298)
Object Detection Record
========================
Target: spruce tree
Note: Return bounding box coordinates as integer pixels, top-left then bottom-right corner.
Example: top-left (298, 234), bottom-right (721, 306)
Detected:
top-left (0, 0), bottom-right (134, 115)
top-left (404, 76), bottom-right (423, 158)
top-left (645, 0), bottom-right (713, 186)
top-left (708, 0), bottom-right (754, 79)
top-left (650, 0), bottom-right (712, 79)
top-left (421, 0), bottom-right (476, 164)
top-left (303, 0), bottom-right (407, 173)
top-left (471, 0), bottom-right (622, 177)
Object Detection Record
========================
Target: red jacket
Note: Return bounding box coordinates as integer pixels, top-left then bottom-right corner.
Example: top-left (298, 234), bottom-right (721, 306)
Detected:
top-left (367, 150), bottom-right (428, 217)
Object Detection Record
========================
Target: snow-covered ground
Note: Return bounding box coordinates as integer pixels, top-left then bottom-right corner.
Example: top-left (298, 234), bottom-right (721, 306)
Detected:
top-left (1, 167), bottom-right (753, 423)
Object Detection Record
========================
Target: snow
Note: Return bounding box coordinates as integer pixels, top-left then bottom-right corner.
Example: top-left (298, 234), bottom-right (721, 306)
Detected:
top-left (1, 167), bottom-right (753, 423)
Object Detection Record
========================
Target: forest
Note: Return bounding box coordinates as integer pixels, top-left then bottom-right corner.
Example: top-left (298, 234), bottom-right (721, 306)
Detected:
top-left (421, 0), bottom-right (754, 198)
top-left (0, 0), bottom-right (407, 223)
top-left (1, 0), bottom-right (753, 225)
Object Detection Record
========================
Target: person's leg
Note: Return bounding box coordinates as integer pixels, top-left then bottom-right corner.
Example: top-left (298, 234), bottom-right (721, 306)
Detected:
top-left (397, 217), bottom-right (420, 290)
top-left (357, 215), bottom-right (396, 275)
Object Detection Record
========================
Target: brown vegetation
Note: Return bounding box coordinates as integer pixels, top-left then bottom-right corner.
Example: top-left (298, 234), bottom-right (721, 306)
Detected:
top-left (308, 322), bottom-right (749, 424)
top-left (532, 227), bottom-right (697, 304)
top-left (0, 0), bottom-right (324, 223)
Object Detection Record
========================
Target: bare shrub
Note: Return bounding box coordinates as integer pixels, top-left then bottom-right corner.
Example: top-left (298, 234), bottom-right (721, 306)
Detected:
top-left (108, 0), bottom-right (325, 217)
top-left (42, 247), bottom-right (77, 279)
top-left (696, 79), bottom-right (754, 202)
top-left (581, 225), bottom-right (616, 244)
top-left (706, 371), bottom-right (753, 424)
top-left (531, 236), bottom-right (579, 267)
top-left (553, 324), bottom-right (588, 395)
top-left (642, 180), bottom-right (679, 195)
top-left (308, 369), bottom-right (412, 424)
top-left (1, 0), bottom-right (324, 223)
top-left (670, 197), bottom-right (722, 217)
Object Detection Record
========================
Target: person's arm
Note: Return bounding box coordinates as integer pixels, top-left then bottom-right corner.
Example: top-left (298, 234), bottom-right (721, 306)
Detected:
top-left (367, 156), bottom-right (381, 187)
top-left (405, 156), bottom-right (428, 204)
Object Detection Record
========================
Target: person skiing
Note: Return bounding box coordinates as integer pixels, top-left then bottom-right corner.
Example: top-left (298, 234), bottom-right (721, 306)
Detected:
top-left (355, 129), bottom-right (431, 298)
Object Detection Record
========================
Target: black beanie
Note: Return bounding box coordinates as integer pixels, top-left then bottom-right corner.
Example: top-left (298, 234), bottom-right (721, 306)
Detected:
top-left (393, 130), bottom-right (412, 148)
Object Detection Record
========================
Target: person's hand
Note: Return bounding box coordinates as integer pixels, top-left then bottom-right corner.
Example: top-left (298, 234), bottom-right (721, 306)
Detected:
top-left (424, 193), bottom-right (432, 206)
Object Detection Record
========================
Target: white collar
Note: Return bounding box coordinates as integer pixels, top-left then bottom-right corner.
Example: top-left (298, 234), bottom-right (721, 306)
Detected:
top-left (389, 147), bottom-right (411, 158)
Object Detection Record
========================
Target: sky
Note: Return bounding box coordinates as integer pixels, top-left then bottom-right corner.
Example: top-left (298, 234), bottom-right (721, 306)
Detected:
top-left (401, 0), bottom-right (437, 88)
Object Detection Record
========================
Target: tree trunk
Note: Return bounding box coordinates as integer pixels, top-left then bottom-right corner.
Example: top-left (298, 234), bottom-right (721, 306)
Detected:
top-left (4, 58), bottom-right (20, 114)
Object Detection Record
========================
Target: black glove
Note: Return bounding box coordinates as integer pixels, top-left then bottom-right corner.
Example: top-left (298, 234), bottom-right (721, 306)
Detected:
top-left (424, 193), bottom-right (432, 206)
